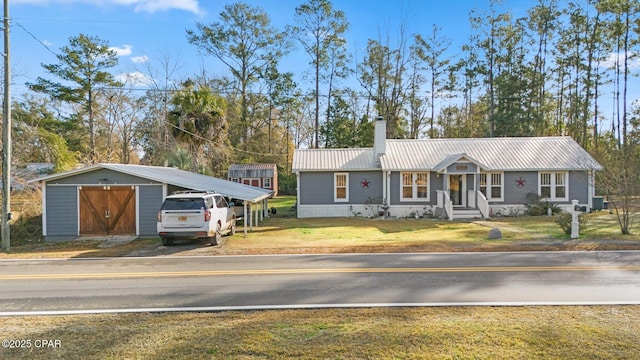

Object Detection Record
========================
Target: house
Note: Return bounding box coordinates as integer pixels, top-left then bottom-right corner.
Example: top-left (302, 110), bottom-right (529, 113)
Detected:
top-left (228, 163), bottom-right (278, 196)
top-left (292, 118), bottom-right (602, 220)
top-left (28, 164), bottom-right (273, 242)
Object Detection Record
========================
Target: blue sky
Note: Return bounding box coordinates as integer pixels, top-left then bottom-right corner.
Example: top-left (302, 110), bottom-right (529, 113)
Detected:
top-left (9, 0), bottom-right (638, 128)
top-left (10, 0), bottom-right (529, 93)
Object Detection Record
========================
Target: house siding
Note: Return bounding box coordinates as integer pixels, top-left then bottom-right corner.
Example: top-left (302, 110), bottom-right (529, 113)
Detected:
top-left (45, 185), bottom-right (78, 240)
top-left (446, 163), bottom-right (477, 174)
top-left (299, 171), bottom-right (383, 205)
top-left (569, 171), bottom-right (589, 204)
top-left (138, 185), bottom-right (163, 236)
top-left (503, 171), bottom-right (538, 204)
top-left (389, 172), bottom-right (441, 206)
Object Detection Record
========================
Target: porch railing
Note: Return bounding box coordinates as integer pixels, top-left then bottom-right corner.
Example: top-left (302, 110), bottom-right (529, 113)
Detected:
top-left (443, 191), bottom-right (454, 221)
top-left (477, 191), bottom-right (490, 218)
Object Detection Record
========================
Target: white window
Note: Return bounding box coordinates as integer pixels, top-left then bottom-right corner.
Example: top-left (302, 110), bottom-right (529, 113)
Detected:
top-left (479, 172), bottom-right (504, 201)
top-left (263, 178), bottom-right (272, 189)
top-left (334, 173), bottom-right (349, 202)
top-left (400, 172), bottom-right (430, 201)
top-left (539, 172), bottom-right (568, 201)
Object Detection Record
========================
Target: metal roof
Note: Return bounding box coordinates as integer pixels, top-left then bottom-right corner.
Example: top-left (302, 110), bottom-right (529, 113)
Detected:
top-left (292, 148), bottom-right (378, 172)
top-left (292, 137), bottom-right (602, 172)
top-left (381, 137), bottom-right (602, 171)
top-left (432, 153), bottom-right (489, 172)
top-left (29, 164), bottom-right (273, 203)
top-left (228, 163), bottom-right (277, 177)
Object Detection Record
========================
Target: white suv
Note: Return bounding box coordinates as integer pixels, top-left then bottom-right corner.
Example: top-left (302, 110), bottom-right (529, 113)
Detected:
top-left (157, 191), bottom-right (237, 246)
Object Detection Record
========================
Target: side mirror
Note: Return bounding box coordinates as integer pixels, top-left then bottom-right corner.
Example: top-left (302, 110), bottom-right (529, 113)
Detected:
top-left (228, 201), bottom-right (235, 207)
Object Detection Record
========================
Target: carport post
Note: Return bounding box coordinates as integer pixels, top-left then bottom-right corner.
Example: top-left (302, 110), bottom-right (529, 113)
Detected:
top-left (260, 200), bottom-right (264, 221)
top-left (243, 201), bottom-right (248, 237)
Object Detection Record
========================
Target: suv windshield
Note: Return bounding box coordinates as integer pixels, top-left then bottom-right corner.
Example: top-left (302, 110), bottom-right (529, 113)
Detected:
top-left (162, 198), bottom-right (206, 210)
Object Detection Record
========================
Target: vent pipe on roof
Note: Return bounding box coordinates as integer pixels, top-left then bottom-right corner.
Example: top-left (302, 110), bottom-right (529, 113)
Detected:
top-left (374, 116), bottom-right (386, 159)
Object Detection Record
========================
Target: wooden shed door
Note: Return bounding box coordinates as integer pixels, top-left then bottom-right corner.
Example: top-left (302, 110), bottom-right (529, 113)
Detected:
top-left (79, 186), bottom-right (136, 235)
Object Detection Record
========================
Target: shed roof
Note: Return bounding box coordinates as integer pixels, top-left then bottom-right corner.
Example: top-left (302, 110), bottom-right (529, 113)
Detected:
top-left (29, 163), bottom-right (273, 202)
top-left (292, 137), bottom-right (602, 172)
top-left (228, 163), bottom-right (277, 177)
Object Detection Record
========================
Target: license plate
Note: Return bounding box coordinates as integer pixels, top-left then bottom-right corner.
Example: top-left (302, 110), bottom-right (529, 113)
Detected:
top-left (178, 216), bottom-right (187, 221)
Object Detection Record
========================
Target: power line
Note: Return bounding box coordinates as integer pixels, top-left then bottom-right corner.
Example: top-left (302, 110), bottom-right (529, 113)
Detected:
top-left (14, 21), bottom-right (58, 58)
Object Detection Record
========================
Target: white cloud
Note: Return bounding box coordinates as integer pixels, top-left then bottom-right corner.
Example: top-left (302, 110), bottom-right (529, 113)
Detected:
top-left (131, 55), bottom-right (149, 64)
top-left (116, 71), bottom-right (153, 88)
top-left (131, 0), bottom-right (202, 15)
top-left (13, 0), bottom-right (203, 15)
top-left (600, 52), bottom-right (640, 70)
top-left (110, 44), bottom-right (133, 57)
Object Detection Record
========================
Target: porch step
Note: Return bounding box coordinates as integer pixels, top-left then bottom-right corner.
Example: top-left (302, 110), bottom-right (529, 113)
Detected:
top-left (452, 209), bottom-right (483, 220)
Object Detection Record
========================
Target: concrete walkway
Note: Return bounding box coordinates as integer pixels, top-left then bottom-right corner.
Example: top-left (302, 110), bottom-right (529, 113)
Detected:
top-left (79, 235), bottom-right (138, 248)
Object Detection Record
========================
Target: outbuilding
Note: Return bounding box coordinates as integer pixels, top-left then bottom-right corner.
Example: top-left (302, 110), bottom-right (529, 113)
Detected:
top-left (228, 163), bottom-right (278, 196)
top-left (28, 164), bottom-right (273, 242)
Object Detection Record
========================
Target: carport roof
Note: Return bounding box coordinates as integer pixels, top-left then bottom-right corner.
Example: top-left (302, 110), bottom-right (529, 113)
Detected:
top-left (28, 163), bottom-right (273, 203)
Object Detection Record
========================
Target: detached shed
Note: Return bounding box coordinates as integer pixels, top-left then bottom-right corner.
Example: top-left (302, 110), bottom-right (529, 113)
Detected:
top-left (28, 164), bottom-right (273, 242)
top-left (228, 163), bottom-right (278, 196)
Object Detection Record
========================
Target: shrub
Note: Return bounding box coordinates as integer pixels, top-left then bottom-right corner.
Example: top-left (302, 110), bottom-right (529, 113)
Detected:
top-left (556, 212), bottom-right (588, 235)
top-left (525, 192), bottom-right (561, 216)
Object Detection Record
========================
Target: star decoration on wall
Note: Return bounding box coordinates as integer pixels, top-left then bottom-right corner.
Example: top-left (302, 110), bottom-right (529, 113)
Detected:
top-left (361, 178), bottom-right (371, 188)
top-left (516, 177), bottom-right (526, 187)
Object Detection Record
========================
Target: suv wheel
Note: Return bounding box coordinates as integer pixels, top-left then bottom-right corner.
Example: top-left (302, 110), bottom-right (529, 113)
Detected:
top-left (209, 223), bottom-right (222, 246)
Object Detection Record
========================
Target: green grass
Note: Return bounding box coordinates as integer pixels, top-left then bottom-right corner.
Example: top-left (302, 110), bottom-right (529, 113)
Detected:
top-left (2, 306), bottom-right (639, 359)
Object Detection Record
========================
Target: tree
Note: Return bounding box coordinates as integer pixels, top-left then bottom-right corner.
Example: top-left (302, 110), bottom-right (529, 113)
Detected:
top-left (186, 2), bottom-right (289, 151)
top-left (27, 34), bottom-right (121, 164)
top-left (413, 24), bottom-right (451, 139)
top-left (358, 38), bottom-right (409, 139)
top-left (136, 49), bottom-right (185, 165)
top-left (168, 81), bottom-right (229, 175)
top-left (289, 0), bottom-right (350, 148)
top-left (12, 97), bottom-right (78, 171)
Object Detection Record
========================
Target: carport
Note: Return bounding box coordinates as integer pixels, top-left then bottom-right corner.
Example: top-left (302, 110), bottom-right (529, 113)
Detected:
top-left (29, 164), bottom-right (273, 241)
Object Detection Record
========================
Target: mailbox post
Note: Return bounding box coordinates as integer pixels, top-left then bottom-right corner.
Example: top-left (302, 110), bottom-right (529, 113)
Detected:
top-left (571, 199), bottom-right (579, 239)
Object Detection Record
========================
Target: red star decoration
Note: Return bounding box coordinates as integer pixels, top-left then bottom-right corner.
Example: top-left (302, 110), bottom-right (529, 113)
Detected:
top-left (361, 178), bottom-right (370, 188)
top-left (516, 177), bottom-right (526, 187)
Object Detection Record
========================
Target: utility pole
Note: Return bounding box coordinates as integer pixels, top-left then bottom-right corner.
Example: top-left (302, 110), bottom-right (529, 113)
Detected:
top-left (1, 0), bottom-right (11, 251)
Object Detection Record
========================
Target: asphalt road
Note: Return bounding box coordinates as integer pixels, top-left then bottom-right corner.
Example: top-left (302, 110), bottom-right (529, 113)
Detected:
top-left (2, 251), bottom-right (640, 315)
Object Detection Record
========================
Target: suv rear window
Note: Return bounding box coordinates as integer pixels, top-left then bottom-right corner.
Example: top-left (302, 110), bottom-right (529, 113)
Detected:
top-left (162, 198), bottom-right (206, 210)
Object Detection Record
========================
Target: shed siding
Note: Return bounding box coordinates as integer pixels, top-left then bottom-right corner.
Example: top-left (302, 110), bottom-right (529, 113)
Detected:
top-left (45, 185), bottom-right (78, 237)
top-left (50, 169), bottom-right (161, 185)
top-left (138, 185), bottom-right (163, 236)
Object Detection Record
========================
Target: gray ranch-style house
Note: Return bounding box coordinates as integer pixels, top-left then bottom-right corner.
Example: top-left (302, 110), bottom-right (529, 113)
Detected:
top-left (292, 118), bottom-right (602, 220)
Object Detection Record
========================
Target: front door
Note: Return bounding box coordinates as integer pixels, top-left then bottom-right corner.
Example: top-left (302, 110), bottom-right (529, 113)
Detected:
top-left (449, 175), bottom-right (466, 207)
top-left (79, 186), bottom-right (136, 235)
